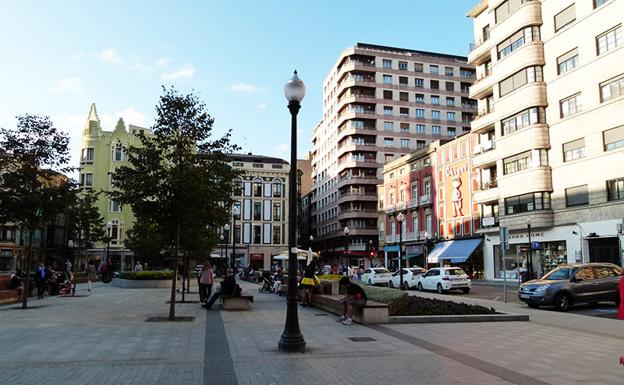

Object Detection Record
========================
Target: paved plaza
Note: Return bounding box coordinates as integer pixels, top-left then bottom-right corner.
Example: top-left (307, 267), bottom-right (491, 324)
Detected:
top-left (2, 280), bottom-right (624, 385)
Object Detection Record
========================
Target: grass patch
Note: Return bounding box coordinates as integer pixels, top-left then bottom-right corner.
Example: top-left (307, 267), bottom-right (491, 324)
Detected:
top-left (395, 296), bottom-right (496, 316)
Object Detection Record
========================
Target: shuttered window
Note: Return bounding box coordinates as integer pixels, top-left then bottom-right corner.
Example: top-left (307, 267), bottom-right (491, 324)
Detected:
top-left (603, 125), bottom-right (624, 151)
top-left (563, 138), bottom-right (585, 162)
top-left (557, 48), bottom-right (578, 74)
top-left (554, 4), bottom-right (576, 32)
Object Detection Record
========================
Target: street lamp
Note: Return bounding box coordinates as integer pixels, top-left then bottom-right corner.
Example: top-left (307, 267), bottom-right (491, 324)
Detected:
top-left (231, 206), bottom-right (240, 269)
top-left (397, 212), bottom-right (405, 290)
top-left (220, 233), bottom-right (224, 262)
top-left (344, 226), bottom-right (350, 275)
top-left (369, 239), bottom-right (373, 268)
top-left (278, 70), bottom-right (306, 353)
top-left (67, 240), bottom-right (74, 272)
top-left (424, 231), bottom-right (430, 270)
top-left (223, 223), bottom-right (230, 270)
top-left (526, 217), bottom-right (533, 280)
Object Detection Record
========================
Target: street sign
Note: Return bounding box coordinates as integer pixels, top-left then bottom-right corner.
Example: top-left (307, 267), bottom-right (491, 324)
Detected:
top-left (531, 241), bottom-right (540, 250)
top-left (500, 227), bottom-right (509, 250)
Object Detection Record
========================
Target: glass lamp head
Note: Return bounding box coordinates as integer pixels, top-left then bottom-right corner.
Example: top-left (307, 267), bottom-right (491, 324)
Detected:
top-left (284, 70), bottom-right (306, 102)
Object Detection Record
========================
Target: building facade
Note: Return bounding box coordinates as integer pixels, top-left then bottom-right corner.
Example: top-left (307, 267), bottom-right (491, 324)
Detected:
top-left (310, 43), bottom-right (477, 263)
top-left (226, 153), bottom-right (290, 270)
top-left (467, 0), bottom-right (624, 280)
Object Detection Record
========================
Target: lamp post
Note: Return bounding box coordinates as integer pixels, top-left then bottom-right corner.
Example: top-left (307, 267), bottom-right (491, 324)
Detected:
top-left (105, 221), bottom-right (112, 264)
top-left (369, 239), bottom-right (373, 268)
top-left (344, 226), bottom-right (350, 275)
top-left (278, 70), bottom-right (306, 353)
top-left (220, 234), bottom-right (224, 260)
top-left (231, 206), bottom-right (240, 269)
top-left (223, 223), bottom-right (230, 271)
top-left (67, 240), bottom-right (74, 272)
top-left (526, 217), bottom-right (533, 280)
top-left (424, 231), bottom-right (429, 270)
top-left (397, 212), bottom-right (405, 290)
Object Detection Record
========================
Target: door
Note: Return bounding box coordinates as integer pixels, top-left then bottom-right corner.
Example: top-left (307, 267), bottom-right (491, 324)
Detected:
top-left (570, 267), bottom-right (600, 303)
top-left (422, 269), bottom-right (438, 290)
top-left (588, 237), bottom-right (619, 265)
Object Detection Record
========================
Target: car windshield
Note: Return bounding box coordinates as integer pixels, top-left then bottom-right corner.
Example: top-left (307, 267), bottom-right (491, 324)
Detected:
top-left (374, 268), bottom-right (390, 274)
top-left (445, 268), bottom-right (465, 276)
top-left (542, 267), bottom-right (573, 280)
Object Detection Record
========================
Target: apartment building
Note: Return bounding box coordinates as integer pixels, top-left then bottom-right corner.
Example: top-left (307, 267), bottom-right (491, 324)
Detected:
top-left (468, 0), bottom-right (624, 280)
top-left (311, 43), bottom-right (477, 263)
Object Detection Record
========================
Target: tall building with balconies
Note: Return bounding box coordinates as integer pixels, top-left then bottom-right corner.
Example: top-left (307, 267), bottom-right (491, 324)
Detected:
top-left (468, 0), bottom-right (624, 281)
top-left (310, 43), bottom-right (477, 264)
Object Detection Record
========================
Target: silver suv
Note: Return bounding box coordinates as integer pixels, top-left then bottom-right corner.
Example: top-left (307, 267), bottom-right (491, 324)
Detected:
top-left (518, 263), bottom-right (621, 311)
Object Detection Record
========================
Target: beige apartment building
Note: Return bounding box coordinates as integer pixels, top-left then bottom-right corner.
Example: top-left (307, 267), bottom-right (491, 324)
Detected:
top-left (468, 0), bottom-right (624, 280)
top-left (310, 43), bottom-right (476, 264)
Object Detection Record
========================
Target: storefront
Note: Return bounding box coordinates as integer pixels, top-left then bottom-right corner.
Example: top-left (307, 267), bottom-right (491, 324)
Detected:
top-left (249, 253), bottom-right (264, 270)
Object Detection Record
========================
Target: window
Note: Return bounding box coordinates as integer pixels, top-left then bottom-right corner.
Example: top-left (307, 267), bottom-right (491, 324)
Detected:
top-left (384, 138), bottom-right (394, 147)
top-left (253, 202), bottom-right (262, 220)
top-left (414, 63), bottom-right (423, 72)
top-left (415, 109), bottom-right (425, 118)
top-left (273, 203), bottom-right (281, 221)
top-left (253, 180), bottom-right (262, 197)
top-left (432, 110), bottom-right (441, 120)
top-left (80, 173), bottom-right (93, 187)
top-left (400, 139), bottom-right (410, 148)
top-left (565, 185), bottom-right (589, 207)
top-left (415, 93), bottom-right (424, 103)
top-left (505, 192), bottom-right (551, 214)
top-left (501, 107), bottom-right (545, 135)
top-left (384, 106), bottom-right (393, 115)
top-left (399, 61), bottom-right (408, 70)
top-left (252, 163), bottom-right (264, 168)
top-left (399, 188), bottom-right (406, 202)
top-left (557, 48), bottom-right (579, 74)
top-left (554, 4), bottom-right (575, 32)
top-left (424, 179), bottom-right (431, 196)
top-left (253, 225), bottom-right (261, 244)
top-left (430, 80), bottom-right (439, 90)
top-left (560, 93), bottom-right (581, 117)
top-left (272, 226), bottom-right (281, 244)
top-left (483, 24), bottom-right (491, 41)
top-left (416, 124), bottom-right (425, 133)
top-left (503, 151), bottom-right (531, 174)
top-left (431, 95), bottom-right (440, 105)
top-left (563, 138), bottom-right (585, 162)
top-left (383, 59), bottom-right (392, 69)
top-left (417, 140), bottom-right (426, 149)
top-left (607, 178), bottom-right (624, 201)
top-left (594, 0), bottom-right (609, 7)
top-left (399, 76), bottom-right (408, 85)
top-left (497, 26), bottom-right (540, 59)
top-left (600, 74), bottom-right (624, 102)
top-left (495, 0), bottom-right (532, 23)
top-left (596, 25), bottom-right (622, 55)
top-left (430, 65), bottom-right (439, 74)
top-left (81, 148), bottom-right (94, 162)
top-left (384, 154), bottom-right (394, 162)
top-left (445, 67), bottom-right (454, 76)
top-left (399, 92), bottom-right (409, 102)
top-left (432, 125), bottom-right (441, 135)
top-left (603, 125), bottom-right (624, 150)
top-left (447, 112), bottom-right (456, 121)
top-left (447, 127), bottom-right (456, 137)
top-left (113, 143), bottom-right (124, 161)
top-left (383, 74), bottom-right (393, 84)
top-left (499, 66), bottom-right (543, 97)
top-left (233, 202), bottom-right (241, 219)
top-left (400, 123), bottom-right (410, 132)
top-left (445, 82), bottom-right (455, 92)
top-left (446, 97), bottom-right (455, 106)
top-left (399, 107), bottom-right (409, 117)
top-left (384, 121), bottom-right (394, 130)
top-left (273, 181), bottom-right (282, 197)
top-left (415, 78), bottom-right (424, 87)
top-left (383, 90), bottom-right (393, 100)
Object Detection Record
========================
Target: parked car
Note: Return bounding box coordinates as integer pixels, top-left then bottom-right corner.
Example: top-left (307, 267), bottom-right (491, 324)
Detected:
top-left (360, 267), bottom-right (392, 286)
top-left (388, 267), bottom-right (427, 290)
top-left (416, 267), bottom-right (471, 294)
top-left (518, 263), bottom-right (621, 311)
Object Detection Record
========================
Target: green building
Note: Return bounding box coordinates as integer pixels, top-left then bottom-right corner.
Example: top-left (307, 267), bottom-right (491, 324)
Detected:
top-left (78, 103), bottom-right (151, 270)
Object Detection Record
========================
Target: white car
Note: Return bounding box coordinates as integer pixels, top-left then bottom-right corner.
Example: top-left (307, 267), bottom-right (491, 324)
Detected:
top-left (360, 267), bottom-right (392, 286)
top-left (388, 267), bottom-right (427, 290)
top-left (416, 267), bottom-right (471, 294)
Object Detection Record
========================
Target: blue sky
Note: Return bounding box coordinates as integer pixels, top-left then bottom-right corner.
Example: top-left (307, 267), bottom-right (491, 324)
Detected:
top-left (0, 0), bottom-right (476, 167)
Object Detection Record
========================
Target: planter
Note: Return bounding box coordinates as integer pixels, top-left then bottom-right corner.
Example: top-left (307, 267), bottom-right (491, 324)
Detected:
top-left (389, 313), bottom-right (529, 323)
top-left (112, 279), bottom-right (177, 289)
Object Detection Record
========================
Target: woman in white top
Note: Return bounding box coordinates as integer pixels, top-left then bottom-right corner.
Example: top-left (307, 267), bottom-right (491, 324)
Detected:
top-left (199, 261), bottom-right (214, 304)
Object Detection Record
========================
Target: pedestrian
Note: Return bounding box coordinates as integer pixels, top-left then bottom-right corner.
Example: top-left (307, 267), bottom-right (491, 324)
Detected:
top-left (64, 259), bottom-right (72, 273)
top-left (8, 270), bottom-right (24, 301)
top-left (86, 262), bottom-right (97, 292)
top-left (134, 261), bottom-right (143, 272)
top-left (300, 256), bottom-right (318, 307)
top-left (35, 262), bottom-right (46, 299)
top-left (203, 268), bottom-right (237, 310)
top-left (99, 261), bottom-right (110, 283)
top-left (199, 261), bottom-right (214, 303)
top-left (336, 277), bottom-right (367, 325)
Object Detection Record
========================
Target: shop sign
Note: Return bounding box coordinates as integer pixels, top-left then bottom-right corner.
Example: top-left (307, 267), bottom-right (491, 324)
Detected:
top-left (509, 232), bottom-right (545, 240)
top-left (249, 253), bottom-right (264, 261)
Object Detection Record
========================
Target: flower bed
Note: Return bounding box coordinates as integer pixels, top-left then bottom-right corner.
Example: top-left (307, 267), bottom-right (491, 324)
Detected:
top-left (394, 296), bottom-right (496, 316)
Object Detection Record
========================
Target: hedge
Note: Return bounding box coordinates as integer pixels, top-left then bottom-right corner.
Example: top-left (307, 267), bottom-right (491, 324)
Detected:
top-left (395, 296), bottom-right (496, 316)
top-left (118, 271), bottom-right (174, 280)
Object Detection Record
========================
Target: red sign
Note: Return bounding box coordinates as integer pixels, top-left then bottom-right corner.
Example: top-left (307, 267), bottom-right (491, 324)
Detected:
top-left (249, 253), bottom-right (264, 261)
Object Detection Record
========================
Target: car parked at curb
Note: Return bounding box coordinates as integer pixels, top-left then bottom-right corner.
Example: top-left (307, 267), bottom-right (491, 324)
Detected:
top-left (388, 267), bottom-right (426, 290)
top-left (416, 267), bottom-right (471, 294)
top-left (518, 263), bottom-right (621, 311)
top-left (360, 267), bottom-right (392, 286)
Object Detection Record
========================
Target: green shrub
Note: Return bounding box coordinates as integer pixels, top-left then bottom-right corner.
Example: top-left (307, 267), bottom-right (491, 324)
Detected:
top-left (118, 271), bottom-right (174, 280)
top-left (352, 282), bottom-right (409, 315)
top-left (395, 296), bottom-right (496, 316)
top-left (317, 274), bottom-right (343, 281)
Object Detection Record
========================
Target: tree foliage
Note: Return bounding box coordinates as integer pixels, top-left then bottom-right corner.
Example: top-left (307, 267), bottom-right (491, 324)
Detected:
top-left (65, 189), bottom-right (106, 268)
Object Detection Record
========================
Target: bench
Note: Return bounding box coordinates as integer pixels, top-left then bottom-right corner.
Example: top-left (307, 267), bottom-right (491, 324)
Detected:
top-left (311, 294), bottom-right (389, 324)
top-left (221, 292), bottom-right (254, 310)
top-left (0, 275), bottom-right (20, 305)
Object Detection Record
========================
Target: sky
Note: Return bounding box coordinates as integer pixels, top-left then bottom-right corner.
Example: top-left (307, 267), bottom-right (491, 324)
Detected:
top-left (0, 0), bottom-right (476, 169)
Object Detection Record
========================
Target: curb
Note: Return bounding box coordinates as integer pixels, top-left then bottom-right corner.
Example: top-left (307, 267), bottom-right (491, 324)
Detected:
top-left (388, 313), bottom-right (530, 323)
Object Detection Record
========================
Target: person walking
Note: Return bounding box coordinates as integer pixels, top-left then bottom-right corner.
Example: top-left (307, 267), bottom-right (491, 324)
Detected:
top-left (203, 269), bottom-right (237, 310)
top-left (300, 256), bottom-right (318, 307)
top-left (64, 259), bottom-right (72, 273)
top-left (34, 262), bottom-right (47, 299)
top-left (134, 261), bottom-right (143, 272)
top-left (198, 261), bottom-right (214, 304)
top-left (86, 262), bottom-right (97, 292)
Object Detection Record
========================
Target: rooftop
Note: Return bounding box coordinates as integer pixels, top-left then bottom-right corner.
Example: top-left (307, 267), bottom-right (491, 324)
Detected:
top-left (354, 42), bottom-right (468, 62)
top-left (228, 153), bottom-right (289, 165)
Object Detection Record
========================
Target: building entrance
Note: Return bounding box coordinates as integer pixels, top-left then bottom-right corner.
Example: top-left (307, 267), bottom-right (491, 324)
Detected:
top-left (588, 237), bottom-right (619, 265)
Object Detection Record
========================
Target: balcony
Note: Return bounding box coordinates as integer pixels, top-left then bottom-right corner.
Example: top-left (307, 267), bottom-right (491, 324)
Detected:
top-left (419, 195), bottom-right (432, 206)
top-left (473, 141), bottom-right (497, 168)
top-left (468, 37), bottom-right (492, 66)
top-left (336, 192), bottom-right (378, 205)
top-left (473, 185), bottom-right (499, 204)
top-left (336, 210), bottom-right (378, 221)
top-left (386, 204), bottom-right (395, 213)
top-left (396, 201), bottom-right (406, 211)
top-left (336, 176), bottom-right (379, 189)
top-left (469, 72), bottom-right (496, 100)
top-left (481, 216), bottom-right (499, 228)
top-left (408, 198), bottom-right (419, 209)
top-left (471, 107), bottom-right (497, 133)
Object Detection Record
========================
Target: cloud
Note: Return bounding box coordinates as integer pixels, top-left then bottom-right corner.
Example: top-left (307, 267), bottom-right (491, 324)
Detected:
top-left (97, 48), bottom-right (122, 64)
top-left (161, 64), bottom-right (196, 81)
top-left (48, 78), bottom-right (85, 96)
top-left (255, 102), bottom-right (268, 111)
top-left (129, 57), bottom-right (171, 75)
top-left (275, 143), bottom-right (289, 154)
top-left (230, 82), bottom-right (266, 93)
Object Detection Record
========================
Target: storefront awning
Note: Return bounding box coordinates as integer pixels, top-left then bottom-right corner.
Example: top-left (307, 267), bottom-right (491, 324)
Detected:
top-left (427, 239), bottom-right (482, 264)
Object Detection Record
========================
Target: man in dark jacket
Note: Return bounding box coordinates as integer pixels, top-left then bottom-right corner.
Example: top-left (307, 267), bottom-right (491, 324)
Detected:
top-left (337, 277), bottom-right (368, 325)
top-left (203, 269), bottom-right (237, 310)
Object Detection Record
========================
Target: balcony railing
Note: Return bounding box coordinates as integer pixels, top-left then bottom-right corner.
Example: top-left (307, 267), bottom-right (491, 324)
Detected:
top-left (396, 201), bottom-right (406, 211)
top-left (419, 195), bottom-right (432, 205)
top-left (386, 204), bottom-right (396, 213)
top-left (473, 139), bottom-right (496, 154)
top-left (481, 217), bottom-right (499, 227)
top-left (481, 178), bottom-right (497, 190)
top-left (408, 199), bottom-right (419, 209)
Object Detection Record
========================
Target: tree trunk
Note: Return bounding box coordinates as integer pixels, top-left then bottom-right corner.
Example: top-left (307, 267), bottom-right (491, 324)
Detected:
top-left (22, 228), bottom-right (34, 309)
top-left (185, 250), bottom-right (190, 294)
top-left (181, 249), bottom-right (186, 303)
top-left (168, 221), bottom-right (180, 320)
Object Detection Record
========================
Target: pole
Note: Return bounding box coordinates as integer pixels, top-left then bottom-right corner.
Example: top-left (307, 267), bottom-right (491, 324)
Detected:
top-left (345, 233), bottom-right (349, 276)
top-left (527, 223), bottom-right (532, 280)
top-left (399, 221), bottom-right (403, 290)
top-left (224, 230), bottom-right (229, 275)
top-left (502, 244), bottom-right (507, 303)
top-left (231, 218), bottom-right (236, 269)
top-left (169, 221), bottom-right (180, 320)
top-left (22, 228), bottom-right (34, 309)
top-left (278, 99), bottom-right (305, 352)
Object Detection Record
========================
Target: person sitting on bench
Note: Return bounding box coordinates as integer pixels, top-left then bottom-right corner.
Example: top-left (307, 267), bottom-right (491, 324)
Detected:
top-left (203, 268), bottom-right (237, 310)
top-left (336, 277), bottom-right (367, 325)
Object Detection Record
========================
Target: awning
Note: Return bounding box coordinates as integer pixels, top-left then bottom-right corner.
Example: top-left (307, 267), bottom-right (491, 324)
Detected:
top-left (427, 239), bottom-right (482, 264)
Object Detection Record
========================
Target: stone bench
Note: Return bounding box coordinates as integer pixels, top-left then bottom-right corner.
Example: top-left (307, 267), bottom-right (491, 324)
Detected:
top-left (310, 294), bottom-right (389, 324)
top-left (0, 275), bottom-right (20, 305)
top-left (221, 293), bottom-right (254, 310)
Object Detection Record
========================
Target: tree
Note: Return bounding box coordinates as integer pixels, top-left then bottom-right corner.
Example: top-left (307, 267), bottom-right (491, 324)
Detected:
top-left (0, 114), bottom-right (74, 308)
top-left (124, 218), bottom-right (163, 267)
top-left (111, 87), bottom-right (240, 319)
top-left (66, 189), bottom-right (105, 271)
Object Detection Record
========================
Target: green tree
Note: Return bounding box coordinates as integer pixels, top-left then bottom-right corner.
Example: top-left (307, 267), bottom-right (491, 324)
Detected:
top-left (111, 87), bottom-right (240, 319)
top-left (124, 218), bottom-right (163, 267)
top-left (66, 189), bottom-right (106, 271)
top-left (0, 114), bottom-right (74, 308)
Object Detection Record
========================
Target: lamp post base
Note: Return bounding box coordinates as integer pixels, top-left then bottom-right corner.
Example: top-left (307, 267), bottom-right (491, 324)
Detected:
top-left (278, 332), bottom-right (306, 352)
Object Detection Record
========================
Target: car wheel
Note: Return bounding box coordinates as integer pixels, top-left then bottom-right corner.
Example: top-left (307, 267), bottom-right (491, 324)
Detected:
top-left (461, 288), bottom-right (470, 294)
top-left (389, 281), bottom-right (394, 288)
top-left (368, 279), bottom-right (372, 286)
top-left (402, 282), bottom-right (410, 290)
top-left (555, 293), bottom-right (571, 311)
top-left (417, 282), bottom-right (423, 292)
top-left (436, 283), bottom-right (444, 294)
top-left (527, 302), bottom-right (539, 309)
